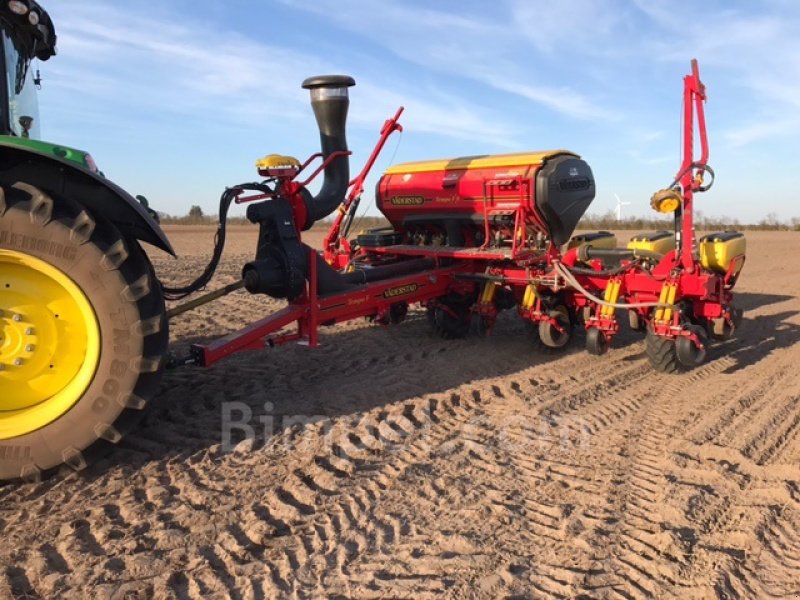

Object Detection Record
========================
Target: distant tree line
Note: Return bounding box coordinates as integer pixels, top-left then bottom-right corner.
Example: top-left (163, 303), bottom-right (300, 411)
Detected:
top-left (578, 210), bottom-right (800, 231)
top-left (158, 206), bottom-right (800, 231)
top-left (158, 205), bottom-right (253, 226)
top-left (157, 207), bottom-right (391, 230)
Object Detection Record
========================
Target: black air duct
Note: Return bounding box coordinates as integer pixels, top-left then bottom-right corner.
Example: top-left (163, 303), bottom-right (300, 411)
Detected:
top-left (301, 75), bottom-right (356, 226)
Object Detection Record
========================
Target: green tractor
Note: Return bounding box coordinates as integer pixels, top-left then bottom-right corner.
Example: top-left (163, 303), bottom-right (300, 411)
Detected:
top-left (0, 1), bottom-right (171, 481)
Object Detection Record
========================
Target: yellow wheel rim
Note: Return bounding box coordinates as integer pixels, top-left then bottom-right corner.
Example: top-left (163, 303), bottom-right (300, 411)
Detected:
top-left (0, 249), bottom-right (100, 439)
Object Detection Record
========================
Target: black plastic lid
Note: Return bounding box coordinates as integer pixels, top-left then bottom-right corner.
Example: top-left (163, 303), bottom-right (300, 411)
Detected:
top-left (301, 75), bottom-right (356, 90)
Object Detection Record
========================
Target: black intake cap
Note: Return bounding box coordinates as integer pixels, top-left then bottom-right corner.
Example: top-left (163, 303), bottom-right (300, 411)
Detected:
top-left (301, 75), bottom-right (356, 89)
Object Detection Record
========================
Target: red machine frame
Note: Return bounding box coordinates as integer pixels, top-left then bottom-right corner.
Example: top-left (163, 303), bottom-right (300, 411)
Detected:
top-left (190, 60), bottom-right (740, 371)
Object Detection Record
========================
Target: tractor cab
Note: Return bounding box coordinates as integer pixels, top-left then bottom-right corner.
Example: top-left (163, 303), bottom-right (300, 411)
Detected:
top-left (0, 1), bottom-right (56, 139)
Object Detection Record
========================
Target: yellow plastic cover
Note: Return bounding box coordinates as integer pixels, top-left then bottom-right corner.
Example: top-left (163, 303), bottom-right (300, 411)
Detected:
top-left (383, 150), bottom-right (575, 174)
top-left (627, 232), bottom-right (676, 255)
top-left (256, 154), bottom-right (301, 170)
top-left (699, 232), bottom-right (746, 275)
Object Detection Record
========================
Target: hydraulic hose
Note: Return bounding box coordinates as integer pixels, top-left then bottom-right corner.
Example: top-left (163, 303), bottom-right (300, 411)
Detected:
top-left (577, 244), bottom-right (663, 263)
top-left (670, 161), bottom-right (715, 193)
top-left (552, 261), bottom-right (677, 311)
top-left (160, 182), bottom-right (273, 301)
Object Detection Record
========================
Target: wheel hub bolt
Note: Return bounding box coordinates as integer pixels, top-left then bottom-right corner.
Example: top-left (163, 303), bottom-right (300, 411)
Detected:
top-left (25, 327), bottom-right (34, 335)
top-left (12, 314), bottom-right (21, 322)
top-left (25, 344), bottom-right (34, 353)
top-left (14, 358), bottom-right (23, 366)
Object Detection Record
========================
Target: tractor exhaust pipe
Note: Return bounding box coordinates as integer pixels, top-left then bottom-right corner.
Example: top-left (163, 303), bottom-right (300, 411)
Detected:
top-left (301, 75), bottom-right (356, 226)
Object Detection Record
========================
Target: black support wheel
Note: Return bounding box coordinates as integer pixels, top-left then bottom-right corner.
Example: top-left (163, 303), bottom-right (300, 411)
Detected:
top-left (628, 309), bottom-right (646, 332)
top-left (644, 325), bottom-right (681, 374)
top-left (0, 182), bottom-right (168, 482)
top-left (675, 324), bottom-right (708, 368)
top-left (428, 295), bottom-right (472, 340)
top-left (469, 313), bottom-right (495, 338)
top-left (585, 327), bottom-right (609, 355)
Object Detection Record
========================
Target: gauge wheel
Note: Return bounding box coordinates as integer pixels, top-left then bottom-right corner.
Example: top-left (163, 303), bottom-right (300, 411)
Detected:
top-left (644, 325), bottom-right (681, 373)
top-left (0, 182), bottom-right (168, 481)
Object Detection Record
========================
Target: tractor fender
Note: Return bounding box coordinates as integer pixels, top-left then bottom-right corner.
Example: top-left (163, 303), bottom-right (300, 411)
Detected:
top-left (0, 142), bottom-right (174, 255)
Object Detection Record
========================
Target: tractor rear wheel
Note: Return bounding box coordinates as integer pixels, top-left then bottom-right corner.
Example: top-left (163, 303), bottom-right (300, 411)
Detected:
top-left (0, 183), bottom-right (168, 481)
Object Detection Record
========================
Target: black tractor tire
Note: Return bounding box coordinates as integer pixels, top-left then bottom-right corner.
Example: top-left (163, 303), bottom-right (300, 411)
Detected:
top-left (644, 325), bottom-right (681, 374)
top-left (675, 324), bottom-right (708, 368)
top-left (0, 183), bottom-right (168, 481)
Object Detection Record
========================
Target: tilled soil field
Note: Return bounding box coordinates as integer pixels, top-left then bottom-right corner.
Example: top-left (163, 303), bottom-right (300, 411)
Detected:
top-left (2, 227), bottom-right (799, 599)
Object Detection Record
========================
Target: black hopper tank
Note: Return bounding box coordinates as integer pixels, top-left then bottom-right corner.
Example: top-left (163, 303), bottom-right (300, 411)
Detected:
top-left (535, 155), bottom-right (596, 246)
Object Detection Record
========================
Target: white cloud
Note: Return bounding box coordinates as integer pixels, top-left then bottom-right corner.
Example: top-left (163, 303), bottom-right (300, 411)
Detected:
top-left (725, 118), bottom-right (800, 148)
top-left (633, 1), bottom-right (800, 147)
top-left (508, 0), bottom-right (628, 55)
top-left (45, 1), bottom-right (519, 146)
top-left (50, 4), bottom-right (314, 125)
top-left (354, 82), bottom-right (516, 145)
top-left (626, 148), bottom-right (673, 166)
top-left (279, 0), bottom-right (616, 122)
top-left (472, 71), bottom-right (618, 121)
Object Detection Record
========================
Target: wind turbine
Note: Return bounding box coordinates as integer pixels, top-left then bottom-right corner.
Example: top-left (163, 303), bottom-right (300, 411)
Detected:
top-left (614, 193), bottom-right (631, 221)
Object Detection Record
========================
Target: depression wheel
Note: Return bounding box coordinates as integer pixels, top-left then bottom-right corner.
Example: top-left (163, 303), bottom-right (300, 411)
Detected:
top-left (428, 294), bottom-right (472, 339)
top-left (628, 310), bottom-right (646, 332)
top-left (675, 324), bottom-right (708, 368)
top-left (0, 183), bottom-right (167, 481)
top-left (585, 327), bottom-right (609, 355)
top-left (537, 305), bottom-right (572, 349)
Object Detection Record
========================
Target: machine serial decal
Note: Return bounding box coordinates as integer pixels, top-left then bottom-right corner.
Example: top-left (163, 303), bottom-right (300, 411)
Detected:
top-left (383, 283), bottom-right (419, 298)
top-left (390, 195), bottom-right (425, 206)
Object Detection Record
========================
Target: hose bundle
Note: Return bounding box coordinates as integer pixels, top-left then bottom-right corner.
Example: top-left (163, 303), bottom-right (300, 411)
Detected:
top-left (160, 182), bottom-right (273, 301)
top-left (552, 261), bottom-right (677, 311)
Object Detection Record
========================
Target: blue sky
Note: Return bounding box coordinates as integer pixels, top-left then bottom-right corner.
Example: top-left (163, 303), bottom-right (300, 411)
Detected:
top-left (37, 0), bottom-right (800, 223)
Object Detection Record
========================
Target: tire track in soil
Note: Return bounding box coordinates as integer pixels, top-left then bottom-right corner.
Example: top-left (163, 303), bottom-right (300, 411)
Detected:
top-left (555, 352), bottom-right (746, 599)
top-left (175, 342), bottom-right (636, 596)
top-left (0, 336), bottom-right (731, 598)
top-left (270, 342), bottom-right (668, 597)
top-left (2, 231), bottom-right (798, 598)
top-left (643, 349), bottom-right (800, 599)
